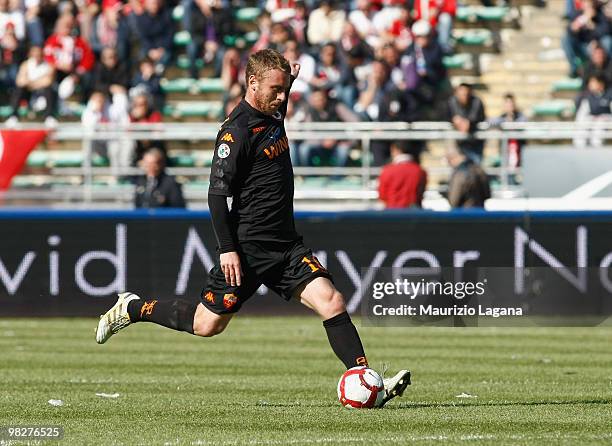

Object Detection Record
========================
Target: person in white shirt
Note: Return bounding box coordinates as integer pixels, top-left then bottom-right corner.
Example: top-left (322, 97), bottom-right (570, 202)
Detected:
top-left (6, 45), bottom-right (56, 126)
top-left (307, 0), bottom-right (346, 45)
top-left (81, 88), bottom-right (131, 180)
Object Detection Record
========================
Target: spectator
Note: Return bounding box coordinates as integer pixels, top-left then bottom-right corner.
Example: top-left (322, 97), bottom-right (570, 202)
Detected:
top-left (310, 42), bottom-right (344, 97)
top-left (447, 83), bottom-right (486, 163)
top-left (221, 47), bottom-right (241, 91)
top-left (489, 93), bottom-right (526, 169)
top-left (403, 19), bottom-right (448, 119)
top-left (282, 39), bottom-right (315, 95)
top-left (81, 89), bottom-right (130, 178)
top-left (446, 146), bottom-right (490, 208)
top-left (562, 0), bottom-right (611, 78)
top-left (134, 0), bottom-right (174, 74)
top-left (581, 42), bottom-right (612, 87)
top-left (268, 21), bottom-right (292, 52)
top-left (378, 140), bottom-right (427, 208)
top-left (43, 14), bottom-right (95, 100)
top-left (298, 87), bottom-right (360, 166)
top-left (129, 87), bottom-right (165, 164)
top-left (92, 46), bottom-right (130, 96)
top-left (372, 0), bottom-right (404, 38)
top-left (90, 0), bottom-right (131, 64)
top-left (131, 56), bottom-right (165, 111)
top-left (348, 0), bottom-right (380, 49)
top-left (0, 22), bottom-right (26, 91)
top-left (184, 0), bottom-right (233, 79)
top-left (413, 0), bottom-right (456, 54)
top-left (574, 74), bottom-right (612, 147)
top-left (251, 11), bottom-right (273, 53)
top-left (338, 43), bottom-right (371, 107)
top-left (6, 45), bottom-right (56, 126)
top-left (0, 0), bottom-right (26, 42)
top-left (289, 0), bottom-right (308, 45)
top-left (23, 0), bottom-right (45, 46)
top-left (355, 60), bottom-right (417, 165)
top-left (381, 2), bottom-right (413, 52)
top-left (134, 147), bottom-right (186, 208)
top-left (307, 0), bottom-right (346, 46)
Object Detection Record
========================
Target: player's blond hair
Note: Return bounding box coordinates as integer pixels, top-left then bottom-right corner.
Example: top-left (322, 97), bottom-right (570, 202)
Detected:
top-left (245, 49), bottom-right (291, 84)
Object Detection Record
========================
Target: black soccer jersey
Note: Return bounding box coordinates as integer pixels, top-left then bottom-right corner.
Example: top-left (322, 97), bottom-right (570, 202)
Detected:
top-left (208, 98), bottom-right (300, 244)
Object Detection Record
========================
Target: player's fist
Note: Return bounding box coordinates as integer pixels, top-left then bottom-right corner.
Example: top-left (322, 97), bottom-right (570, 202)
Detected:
top-left (290, 62), bottom-right (301, 78)
top-left (220, 251), bottom-right (242, 286)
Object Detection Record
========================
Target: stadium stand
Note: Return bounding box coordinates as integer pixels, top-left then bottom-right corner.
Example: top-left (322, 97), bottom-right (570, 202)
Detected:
top-left (2, 0), bottom-right (610, 209)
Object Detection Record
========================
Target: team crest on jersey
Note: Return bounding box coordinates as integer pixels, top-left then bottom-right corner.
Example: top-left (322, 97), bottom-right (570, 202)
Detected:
top-left (223, 293), bottom-right (238, 309)
top-left (217, 143), bottom-right (231, 159)
top-left (220, 132), bottom-right (234, 143)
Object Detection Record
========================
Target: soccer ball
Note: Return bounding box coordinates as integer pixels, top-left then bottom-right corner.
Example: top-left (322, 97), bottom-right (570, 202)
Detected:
top-left (337, 366), bottom-right (385, 409)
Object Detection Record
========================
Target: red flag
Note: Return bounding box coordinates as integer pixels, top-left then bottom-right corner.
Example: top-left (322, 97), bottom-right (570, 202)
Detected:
top-left (0, 130), bottom-right (49, 190)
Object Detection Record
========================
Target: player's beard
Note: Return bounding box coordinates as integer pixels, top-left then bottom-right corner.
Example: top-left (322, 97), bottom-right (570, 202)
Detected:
top-left (254, 89), bottom-right (282, 115)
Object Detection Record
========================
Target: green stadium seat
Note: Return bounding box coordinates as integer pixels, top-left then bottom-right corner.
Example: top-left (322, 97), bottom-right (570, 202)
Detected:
top-left (235, 7), bottom-right (261, 22)
top-left (552, 77), bottom-right (583, 93)
top-left (52, 154), bottom-right (83, 168)
top-left (92, 155), bottom-right (110, 167)
top-left (196, 78), bottom-right (224, 93)
top-left (176, 55), bottom-right (204, 70)
top-left (163, 101), bottom-right (223, 118)
top-left (532, 100), bottom-right (575, 118)
top-left (174, 31), bottom-right (191, 46)
top-left (170, 154), bottom-right (196, 167)
top-left (26, 152), bottom-right (48, 168)
top-left (161, 78), bottom-right (195, 94)
top-left (454, 29), bottom-right (493, 46)
top-left (456, 6), bottom-right (509, 22)
top-left (172, 4), bottom-right (184, 21)
top-left (0, 105), bottom-right (28, 118)
top-left (443, 53), bottom-right (473, 70)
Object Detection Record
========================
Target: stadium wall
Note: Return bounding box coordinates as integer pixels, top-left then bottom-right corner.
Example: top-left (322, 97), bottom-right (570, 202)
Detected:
top-left (1, 210), bottom-right (612, 317)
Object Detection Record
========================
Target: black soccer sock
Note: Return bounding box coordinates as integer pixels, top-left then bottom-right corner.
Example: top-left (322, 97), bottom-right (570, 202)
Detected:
top-left (323, 311), bottom-right (368, 369)
top-left (127, 298), bottom-right (198, 334)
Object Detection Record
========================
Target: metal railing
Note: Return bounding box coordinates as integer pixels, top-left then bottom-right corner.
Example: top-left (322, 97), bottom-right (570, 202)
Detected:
top-left (1, 120), bottom-right (608, 208)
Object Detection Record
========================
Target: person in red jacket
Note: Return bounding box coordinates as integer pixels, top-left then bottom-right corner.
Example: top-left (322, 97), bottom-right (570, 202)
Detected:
top-left (378, 140), bottom-right (427, 208)
top-left (43, 14), bottom-right (94, 98)
top-left (413, 0), bottom-right (456, 54)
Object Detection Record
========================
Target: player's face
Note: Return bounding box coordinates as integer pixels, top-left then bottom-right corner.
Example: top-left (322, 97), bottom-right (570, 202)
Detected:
top-left (252, 69), bottom-right (289, 115)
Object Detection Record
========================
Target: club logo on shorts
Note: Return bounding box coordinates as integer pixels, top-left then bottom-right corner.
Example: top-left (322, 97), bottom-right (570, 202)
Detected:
top-left (217, 143), bottom-right (231, 159)
top-left (204, 291), bottom-right (215, 304)
top-left (223, 293), bottom-right (238, 309)
top-left (220, 132), bottom-right (234, 143)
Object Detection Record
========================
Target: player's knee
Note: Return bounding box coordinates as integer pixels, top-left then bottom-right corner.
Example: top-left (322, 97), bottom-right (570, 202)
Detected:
top-left (320, 290), bottom-right (346, 319)
top-left (193, 318), bottom-right (227, 337)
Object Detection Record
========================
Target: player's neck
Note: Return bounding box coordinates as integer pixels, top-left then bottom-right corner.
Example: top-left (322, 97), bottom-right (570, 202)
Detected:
top-left (244, 93), bottom-right (272, 116)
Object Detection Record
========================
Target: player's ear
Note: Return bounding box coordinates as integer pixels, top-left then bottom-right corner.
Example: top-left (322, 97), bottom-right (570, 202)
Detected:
top-left (248, 74), bottom-right (258, 92)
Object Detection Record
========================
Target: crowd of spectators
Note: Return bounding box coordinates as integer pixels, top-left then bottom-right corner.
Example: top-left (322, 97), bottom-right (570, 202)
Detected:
top-left (0, 0), bottom-right (503, 208)
top-left (0, 0), bottom-right (466, 166)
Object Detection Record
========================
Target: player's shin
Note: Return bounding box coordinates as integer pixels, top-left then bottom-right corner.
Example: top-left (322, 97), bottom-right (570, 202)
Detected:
top-left (323, 311), bottom-right (368, 369)
top-left (127, 298), bottom-right (198, 334)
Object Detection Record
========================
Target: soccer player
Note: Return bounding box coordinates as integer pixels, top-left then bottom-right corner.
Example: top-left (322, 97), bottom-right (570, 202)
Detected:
top-left (95, 49), bottom-right (410, 407)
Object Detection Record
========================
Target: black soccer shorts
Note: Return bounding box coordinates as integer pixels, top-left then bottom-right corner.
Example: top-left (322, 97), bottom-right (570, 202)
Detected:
top-left (200, 240), bottom-right (333, 314)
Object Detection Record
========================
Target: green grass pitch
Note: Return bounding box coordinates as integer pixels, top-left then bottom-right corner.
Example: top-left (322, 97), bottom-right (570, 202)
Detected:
top-left (1, 317), bottom-right (611, 445)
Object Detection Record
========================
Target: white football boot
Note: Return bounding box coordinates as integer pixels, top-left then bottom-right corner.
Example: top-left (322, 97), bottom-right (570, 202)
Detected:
top-left (379, 370), bottom-right (411, 407)
top-left (95, 292), bottom-right (140, 344)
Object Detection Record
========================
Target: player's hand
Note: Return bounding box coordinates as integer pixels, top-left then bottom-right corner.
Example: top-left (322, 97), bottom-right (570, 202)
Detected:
top-left (290, 62), bottom-right (301, 79)
top-left (220, 251), bottom-right (242, 286)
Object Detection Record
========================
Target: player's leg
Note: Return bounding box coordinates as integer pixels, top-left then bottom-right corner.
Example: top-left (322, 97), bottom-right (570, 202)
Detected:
top-left (96, 259), bottom-right (259, 344)
top-left (95, 292), bottom-right (205, 344)
top-left (300, 278), bottom-right (411, 406)
top-left (299, 277), bottom-right (368, 369)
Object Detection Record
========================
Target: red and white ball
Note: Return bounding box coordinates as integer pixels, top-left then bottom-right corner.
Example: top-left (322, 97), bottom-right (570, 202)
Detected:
top-left (337, 366), bottom-right (385, 409)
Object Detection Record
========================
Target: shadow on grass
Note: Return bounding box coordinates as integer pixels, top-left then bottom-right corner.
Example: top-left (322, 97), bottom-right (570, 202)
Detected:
top-left (390, 398), bottom-right (612, 409)
top-left (244, 398), bottom-right (612, 409)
